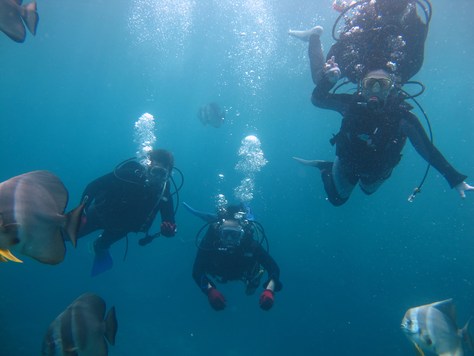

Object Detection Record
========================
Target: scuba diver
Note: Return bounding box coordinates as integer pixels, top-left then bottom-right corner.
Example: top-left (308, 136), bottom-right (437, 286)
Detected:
top-left (77, 149), bottom-right (180, 276)
top-left (290, 0), bottom-right (473, 204)
top-left (289, 0), bottom-right (431, 85)
top-left (189, 203), bottom-right (282, 311)
top-left (294, 68), bottom-right (473, 206)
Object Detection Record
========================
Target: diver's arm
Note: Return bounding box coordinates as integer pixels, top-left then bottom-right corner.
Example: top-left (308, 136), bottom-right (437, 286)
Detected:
top-left (311, 78), bottom-right (351, 114)
top-left (192, 250), bottom-right (215, 294)
top-left (192, 229), bottom-right (217, 294)
top-left (159, 183), bottom-right (175, 223)
top-left (254, 243), bottom-right (282, 292)
top-left (404, 113), bottom-right (467, 188)
top-left (158, 183), bottom-right (176, 237)
top-left (308, 32), bottom-right (326, 85)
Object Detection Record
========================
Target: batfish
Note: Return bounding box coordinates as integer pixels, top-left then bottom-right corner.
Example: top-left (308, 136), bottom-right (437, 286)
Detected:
top-left (0, 170), bottom-right (83, 264)
top-left (401, 299), bottom-right (474, 356)
top-left (197, 102), bottom-right (225, 128)
top-left (42, 293), bottom-right (118, 356)
top-left (0, 0), bottom-right (39, 43)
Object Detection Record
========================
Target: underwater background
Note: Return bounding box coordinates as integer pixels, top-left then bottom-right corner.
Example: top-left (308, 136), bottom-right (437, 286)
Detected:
top-left (1, 0), bottom-right (474, 355)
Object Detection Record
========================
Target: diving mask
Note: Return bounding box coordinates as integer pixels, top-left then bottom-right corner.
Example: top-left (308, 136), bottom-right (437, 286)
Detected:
top-left (148, 165), bottom-right (168, 182)
top-left (361, 72), bottom-right (394, 107)
top-left (218, 220), bottom-right (245, 249)
top-left (362, 77), bottom-right (393, 92)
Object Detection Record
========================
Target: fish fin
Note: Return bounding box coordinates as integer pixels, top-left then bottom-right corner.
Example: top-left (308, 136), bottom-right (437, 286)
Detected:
top-left (91, 249), bottom-right (113, 277)
top-left (0, 249), bottom-right (23, 263)
top-left (432, 299), bottom-right (457, 325)
top-left (21, 2), bottom-right (39, 35)
top-left (439, 351), bottom-right (462, 356)
top-left (104, 306), bottom-right (118, 345)
top-left (461, 317), bottom-right (474, 352)
top-left (413, 342), bottom-right (425, 356)
top-left (292, 157), bottom-right (333, 170)
top-left (182, 202), bottom-right (217, 223)
top-left (0, 3), bottom-right (26, 42)
top-left (64, 203), bottom-right (85, 248)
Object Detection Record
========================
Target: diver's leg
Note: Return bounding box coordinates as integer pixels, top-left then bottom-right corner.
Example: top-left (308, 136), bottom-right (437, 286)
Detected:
top-left (308, 30), bottom-right (326, 85)
top-left (288, 25), bottom-right (323, 42)
top-left (93, 229), bottom-right (126, 250)
top-left (359, 179), bottom-right (384, 195)
top-left (326, 157), bottom-right (357, 206)
top-left (91, 230), bottom-right (125, 276)
top-left (76, 205), bottom-right (102, 239)
top-left (289, 25), bottom-right (324, 84)
top-left (359, 168), bottom-right (393, 195)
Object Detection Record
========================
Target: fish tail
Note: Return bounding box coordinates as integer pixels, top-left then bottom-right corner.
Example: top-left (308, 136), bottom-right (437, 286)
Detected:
top-left (65, 203), bottom-right (85, 248)
top-left (461, 317), bottom-right (474, 352)
top-left (104, 306), bottom-right (118, 346)
top-left (0, 249), bottom-right (23, 263)
top-left (21, 2), bottom-right (39, 35)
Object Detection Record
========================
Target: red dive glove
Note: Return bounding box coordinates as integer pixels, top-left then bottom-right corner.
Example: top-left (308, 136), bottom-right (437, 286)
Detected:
top-left (160, 221), bottom-right (176, 237)
top-left (259, 289), bottom-right (274, 311)
top-left (207, 288), bottom-right (226, 311)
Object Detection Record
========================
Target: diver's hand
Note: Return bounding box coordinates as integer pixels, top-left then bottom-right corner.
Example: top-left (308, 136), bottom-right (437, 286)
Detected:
top-left (455, 181), bottom-right (474, 198)
top-left (323, 56), bottom-right (341, 84)
top-left (259, 289), bottom-right (274, 311)
top-left (207, 288), bottom-right (226, 311)
top-left (160, 221), bottom-right (176, 237)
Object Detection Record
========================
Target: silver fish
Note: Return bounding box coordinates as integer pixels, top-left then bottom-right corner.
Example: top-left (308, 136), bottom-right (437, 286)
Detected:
top-left (42, 293), bottom-right (118, 356)
top-left (401, 299), bottom-right (473, 356)
top-left (0, 170), bottom-right (83, 264)
top-left (0, 0), bottom-right (39, 42)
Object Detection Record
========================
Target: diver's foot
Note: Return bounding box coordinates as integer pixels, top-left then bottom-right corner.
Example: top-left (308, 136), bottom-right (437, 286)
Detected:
top-left (288, 25), bottom-right (323, 42)
top-left (293, 157), bottom-right (332, 171)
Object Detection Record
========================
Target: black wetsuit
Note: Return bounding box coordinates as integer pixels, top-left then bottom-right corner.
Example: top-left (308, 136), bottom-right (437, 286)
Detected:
top-left (311, 79), bottom-right (467, 205)
top-left (192, 223), bottom-right (282, 295)
top-left (78, 160), bottom-right (175, 249)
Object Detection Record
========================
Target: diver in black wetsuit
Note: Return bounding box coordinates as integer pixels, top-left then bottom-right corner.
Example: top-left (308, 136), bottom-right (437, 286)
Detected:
top-left (78, 149), bottom-right (177, 275)
top-left (294, 69), bottom-right (473, 206)
top-left (192, 204), bottom-right (282, 311)
top-left (290, 0), bottom-right (472, 205)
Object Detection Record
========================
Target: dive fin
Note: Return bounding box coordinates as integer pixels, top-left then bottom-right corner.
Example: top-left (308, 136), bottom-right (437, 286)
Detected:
top-left (91, 248), bottom-right (113, 277)
top-left (293, 157), bottom-right (328, 168)
top-left (288, 26), bottom-right (323, 42)
top-left (292, 156), bottom-right (332, 170)
top-left (183, 202), bottom-right (217, 223)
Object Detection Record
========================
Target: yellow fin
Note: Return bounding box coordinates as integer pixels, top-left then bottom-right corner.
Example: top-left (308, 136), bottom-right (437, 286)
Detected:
top-left (0, 249), bottom-right (23, 263)
top-left (413, 342), bottom-right (425, 356)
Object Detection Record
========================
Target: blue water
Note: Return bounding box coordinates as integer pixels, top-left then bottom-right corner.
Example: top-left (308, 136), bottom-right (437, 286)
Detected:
top-left (1, 0), bottom-right (474, 355)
